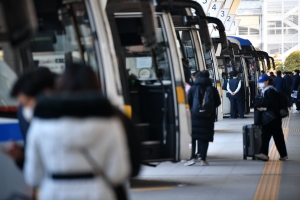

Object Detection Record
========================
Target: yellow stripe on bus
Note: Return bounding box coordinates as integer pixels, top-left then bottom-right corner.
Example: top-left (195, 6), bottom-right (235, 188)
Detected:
top-left (124, 105), bottom-right (132, 119)
top-left (176, 86), bottom-right (186, 104)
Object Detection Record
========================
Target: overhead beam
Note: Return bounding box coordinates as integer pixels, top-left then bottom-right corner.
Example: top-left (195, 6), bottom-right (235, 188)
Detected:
top-left (229, 0), bottom-right (241, 14)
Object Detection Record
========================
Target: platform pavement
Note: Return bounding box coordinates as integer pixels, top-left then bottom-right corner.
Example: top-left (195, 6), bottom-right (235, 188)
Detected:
top-left (130, 113), bottom-right (300, 200)
top-left (278, 112), bottom-right (300, 199)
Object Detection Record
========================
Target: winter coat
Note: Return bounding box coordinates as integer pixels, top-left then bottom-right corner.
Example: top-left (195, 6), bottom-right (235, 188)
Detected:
top-left (188, 77), bottom-right (215, 141)
top-left (273, 76), bottom-right (288, 94)
top-left (292, 74), bottom-right (300, 91)
top-left (24, 93), bottom-right (130, 200)
top-left (254, 86), bottom-right (281, 118)
top-left (283, 74), bottom-right (292, 90)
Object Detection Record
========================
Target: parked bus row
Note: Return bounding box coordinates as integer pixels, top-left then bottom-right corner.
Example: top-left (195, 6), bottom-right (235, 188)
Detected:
top-left (0, 0), bottom-right (275, 163)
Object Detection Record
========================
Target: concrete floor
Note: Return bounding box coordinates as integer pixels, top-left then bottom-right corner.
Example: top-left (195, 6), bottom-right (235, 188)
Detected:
top-left (130, 112), bottom-right (300, 200)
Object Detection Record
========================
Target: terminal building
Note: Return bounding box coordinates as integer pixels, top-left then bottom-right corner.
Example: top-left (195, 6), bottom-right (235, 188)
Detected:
top-left (233, 0), bottom-right (300, 62)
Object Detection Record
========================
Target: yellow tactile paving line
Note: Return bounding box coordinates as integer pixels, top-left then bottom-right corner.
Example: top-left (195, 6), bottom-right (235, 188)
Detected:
top-left (253, 114), bottom-right (291, 200)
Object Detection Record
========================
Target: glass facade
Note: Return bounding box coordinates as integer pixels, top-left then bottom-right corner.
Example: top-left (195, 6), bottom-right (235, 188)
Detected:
top-left (233, 0), bottom-right (300, 62)
top-left (263, 0), bottom-right (299, 61)
top-left (233, 0), bottom-right (262, 49)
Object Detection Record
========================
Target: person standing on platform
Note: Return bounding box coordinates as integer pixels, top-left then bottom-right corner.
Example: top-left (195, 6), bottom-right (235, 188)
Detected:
top-left (274, 71), bottom-right (288, 94)
top-left (185, 70), bottom-right (216, 166)
top-left (283, 71), bottom-right (293, 107)
top-left (227, 71), bottom-right (246, 119)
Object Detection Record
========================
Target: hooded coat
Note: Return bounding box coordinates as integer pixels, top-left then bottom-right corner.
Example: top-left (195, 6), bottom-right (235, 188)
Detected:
top-left (188, 77), bottom-right (215, 141)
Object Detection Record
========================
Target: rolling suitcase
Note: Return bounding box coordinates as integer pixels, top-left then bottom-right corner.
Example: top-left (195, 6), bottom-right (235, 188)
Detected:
top-left (243, 124), bottom-right (262, 160)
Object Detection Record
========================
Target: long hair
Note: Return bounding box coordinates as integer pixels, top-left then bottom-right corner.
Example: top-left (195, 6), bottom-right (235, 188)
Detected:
top-left (56, 63), bottom-right (101, 92)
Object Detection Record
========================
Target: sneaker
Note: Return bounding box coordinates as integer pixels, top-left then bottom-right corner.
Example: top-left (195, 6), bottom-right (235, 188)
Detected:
top-left (292, 110), bottom-right (299, 114)
top-left (279, 156), bottom-right (288, 161)
top-left (201, 160), bottom-right (209, 166)
top-left (240, 116), bottom-right (247, 119)
top-left (184, 159), bottom-right (196, 166)
top-left (255, 153), bottom-right (269, 161)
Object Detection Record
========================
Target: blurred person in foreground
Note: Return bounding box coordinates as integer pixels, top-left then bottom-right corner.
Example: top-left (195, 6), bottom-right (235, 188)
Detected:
top-left (24, 64), bottom-right (132, 200)
top-left (4, 67), bottom-right (55, 169)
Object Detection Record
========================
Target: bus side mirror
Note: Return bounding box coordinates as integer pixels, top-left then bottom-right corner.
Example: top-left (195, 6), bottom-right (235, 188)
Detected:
top-left (0, 0), bottom-right (38, 47)
top-left (140, 0), bottom-right (157, 48)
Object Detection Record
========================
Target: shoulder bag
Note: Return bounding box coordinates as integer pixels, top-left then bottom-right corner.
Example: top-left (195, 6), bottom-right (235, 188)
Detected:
top-left (261, 110), bottom-right (276, 125)
top-left (80, 149), bottom-right (127, 200)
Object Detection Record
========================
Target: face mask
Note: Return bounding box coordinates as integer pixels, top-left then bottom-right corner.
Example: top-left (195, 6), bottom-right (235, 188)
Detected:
top-left (22, 107), bottom-right (33, 122)
top-left (259, 83), bottom-right (265, 89)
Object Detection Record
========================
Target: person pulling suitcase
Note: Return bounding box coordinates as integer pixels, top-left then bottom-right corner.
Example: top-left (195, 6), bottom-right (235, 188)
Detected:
top-left (254, 74), bottom-right (288, 161)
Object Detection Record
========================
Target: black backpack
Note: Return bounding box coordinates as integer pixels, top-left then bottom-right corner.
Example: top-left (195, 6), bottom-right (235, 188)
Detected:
top-left (191, 86), bottom-right (205, 117)
top-left (191, 86), bottom-right (214, 118)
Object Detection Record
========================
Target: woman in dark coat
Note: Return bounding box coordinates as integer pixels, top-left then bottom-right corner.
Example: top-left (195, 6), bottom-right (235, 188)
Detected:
top-left (255, 74), bottom-right (288, 161)
top-left (185, 70), bottom-right (215, 166)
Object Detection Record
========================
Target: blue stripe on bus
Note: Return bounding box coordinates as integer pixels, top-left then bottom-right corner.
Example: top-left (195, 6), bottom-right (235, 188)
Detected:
top-left (0, 123), bottom-right (23, 142)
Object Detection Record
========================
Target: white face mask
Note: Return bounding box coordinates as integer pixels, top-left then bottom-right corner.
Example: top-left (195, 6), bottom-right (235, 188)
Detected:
top-left (259, 82), bottom-right (265, 89)
top-left (22, 107), bottom-right (33, 122)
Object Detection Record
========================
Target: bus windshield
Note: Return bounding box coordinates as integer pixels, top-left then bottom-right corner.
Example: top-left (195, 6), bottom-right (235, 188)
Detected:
top-left (30, 2), bottom-right (100, 76)
top-left (117, 17), bottom-right (172, 82)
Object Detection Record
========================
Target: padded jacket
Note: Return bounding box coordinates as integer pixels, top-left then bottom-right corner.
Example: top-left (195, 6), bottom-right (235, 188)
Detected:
top-left (254, 86), bottom-right (281, 118)
top-left (292, 74), bottom-right (300, 91)
top-left (188, 77), bottom-right (215, 141)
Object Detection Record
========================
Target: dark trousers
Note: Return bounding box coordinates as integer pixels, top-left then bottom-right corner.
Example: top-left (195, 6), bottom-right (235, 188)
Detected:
top-left (260, 118), bottom-right (287, 157)
top-left (288, 96), bottom-right (293, 107)
top-left (230, 95), bottom-right (244, 118)
top-left (190, 139), bottom-right (209, 161)
top-left (293, 98), bottom-right (300, 110)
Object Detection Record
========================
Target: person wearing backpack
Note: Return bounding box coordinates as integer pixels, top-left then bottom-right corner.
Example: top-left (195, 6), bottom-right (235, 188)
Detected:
top-left (254, 74), bottom-right (288, 161)
top-left (227, 71), bottom-right (246, 119)
top-left (185, 70), bottom-right (216, 166)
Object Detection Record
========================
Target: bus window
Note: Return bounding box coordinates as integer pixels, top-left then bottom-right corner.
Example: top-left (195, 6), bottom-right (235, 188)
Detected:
top-left (235, 57), bottom-right (245, 80)
top-left (217, 58), bottom-right (225, 86)
top-left (203, 50), bottom-right (216, 84)
top-left (30, 2), bottom-right (100, 77)
top-left (0, 45), bottom-right (19, 114)
top-left (176, 30), bottom-right (198, 74)
top-left (118, 17), bottom-right (171, 82)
